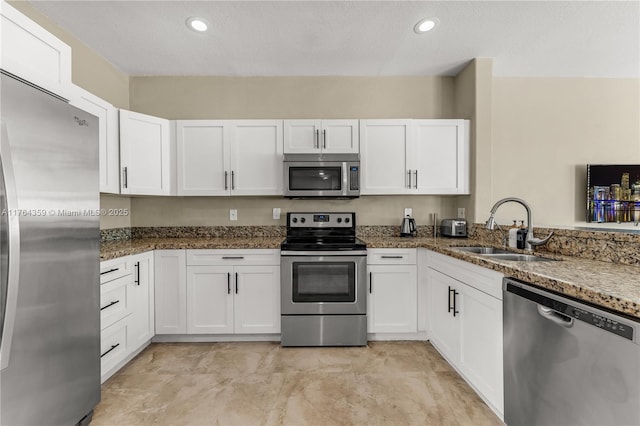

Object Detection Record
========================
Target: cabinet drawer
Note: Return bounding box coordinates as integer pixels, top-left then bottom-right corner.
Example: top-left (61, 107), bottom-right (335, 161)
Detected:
top-left (367, 249), bottom-right (416, 265)
top-left (100, 258), bottom-right (131, 284)
top-left (100, 275), bottom-right (132, 330)
top-left (426, 250), bottom-right (503, 300)
top-left (100, 317), bottom-right (129, 379)
top-left (186, 249), bottom-right (280, 266)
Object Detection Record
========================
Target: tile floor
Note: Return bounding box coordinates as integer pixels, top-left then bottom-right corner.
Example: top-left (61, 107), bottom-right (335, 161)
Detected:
top-left (92, 341), bottom-right (502, 426)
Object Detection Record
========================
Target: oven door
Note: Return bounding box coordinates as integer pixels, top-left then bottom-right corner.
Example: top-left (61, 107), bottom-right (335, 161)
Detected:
top-left (284, 161), bottom-right (347, 197)
top-left (281, 252), bottom-right (366, 315)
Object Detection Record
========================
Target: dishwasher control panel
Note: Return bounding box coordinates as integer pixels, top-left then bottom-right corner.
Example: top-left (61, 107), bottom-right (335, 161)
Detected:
top-left (506, 280), bottom-right (636, 342)
top-left (571, 307), bottom-right (633, 341)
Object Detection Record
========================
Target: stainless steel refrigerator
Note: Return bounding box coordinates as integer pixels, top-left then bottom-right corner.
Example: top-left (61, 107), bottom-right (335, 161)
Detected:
top-left (0, 72), bottom-right (100, 425)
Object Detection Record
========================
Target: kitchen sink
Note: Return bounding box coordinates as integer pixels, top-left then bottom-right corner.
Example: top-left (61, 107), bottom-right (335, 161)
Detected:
top-left (453, 246), bottom-right (513, 254)
top-left (482, 253), bottom-right (558, 262)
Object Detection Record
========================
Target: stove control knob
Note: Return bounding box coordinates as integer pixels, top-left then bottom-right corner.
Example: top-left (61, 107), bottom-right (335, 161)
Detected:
top-left (300, 218), bottom-right (306, 223)
top-left (337, 218), bottom-right (342, 223)
top-left (345, 217), bottom-right (350, 223)
top-left (292, 218), bottom-right (298, 223)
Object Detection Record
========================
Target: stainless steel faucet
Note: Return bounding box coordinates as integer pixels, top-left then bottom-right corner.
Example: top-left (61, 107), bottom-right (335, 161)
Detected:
top-left (485, 197), bottom-right (553, 251)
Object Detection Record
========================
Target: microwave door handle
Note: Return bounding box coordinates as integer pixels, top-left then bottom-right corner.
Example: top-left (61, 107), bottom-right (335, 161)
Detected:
top-left (342, 162), bottom-right (348, 196)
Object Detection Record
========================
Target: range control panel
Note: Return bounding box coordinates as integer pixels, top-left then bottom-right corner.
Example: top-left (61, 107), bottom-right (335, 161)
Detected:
top-left (288, 212), bottom-right (355, 228)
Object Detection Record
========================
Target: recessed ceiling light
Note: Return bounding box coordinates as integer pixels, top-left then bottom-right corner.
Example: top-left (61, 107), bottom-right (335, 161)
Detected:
top-left (414, 17), bottom-right (439, 34)
top-left (186, 17), bottom-right (209, 32)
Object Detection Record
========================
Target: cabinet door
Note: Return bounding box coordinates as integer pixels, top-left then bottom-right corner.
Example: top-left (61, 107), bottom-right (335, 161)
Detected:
top-left (321, 120), bottom-right (359, 153)
top-left (186, 266), bottom-right (234, 334)
top-left (69, 86), bottom-right (120, 194)
top-left (120, 109), bottom-right (171, 195)
top-left (427, 268), bottom-right (460, 364)
top-left (283, 120), bottom-right (321, 153)
top-left (1, 2), bottom-right (72, 99)
top-left (154, 250), bottom-right (187, 334)
top-left (230, 120), bottom-right (283, 195)
top-left (458, 283), bottom-right (504, 415)
top-left (367, 265), bottom-right (417, 333)
top-left (176, 120), bottom-right (230, 195)
top-left (233, 266), bottom-right (280, 334)
top-left (128, 252), bottom-right (155, 351)
top-left (413, 120), bottom-right (469, 194)
top-left (359, 120), bottom-right (412, 195)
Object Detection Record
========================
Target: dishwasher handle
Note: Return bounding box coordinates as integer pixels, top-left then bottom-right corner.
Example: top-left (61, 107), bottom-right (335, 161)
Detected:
top-left (537, 304), bottom-right (574, 328)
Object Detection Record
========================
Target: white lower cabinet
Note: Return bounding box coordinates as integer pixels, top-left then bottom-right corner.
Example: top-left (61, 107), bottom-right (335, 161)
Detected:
top-left (128, 252), bottom-right (155, 350)
top-left (426, 250), bottom-right (504, 418)
top-left (154, 250), bottom-right (187, 334)
top-left (185, 250), bottom-right (280, 335)
top-left (153, 249), bottom-right (281, 337)
top-left (99, 252), bottom-right (154, 383)
top-left (367, 249), bottom-right (417, 335)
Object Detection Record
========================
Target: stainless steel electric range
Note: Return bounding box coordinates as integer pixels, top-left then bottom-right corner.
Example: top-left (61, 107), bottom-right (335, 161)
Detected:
top-left (280, 212), bottom-right (367, 346)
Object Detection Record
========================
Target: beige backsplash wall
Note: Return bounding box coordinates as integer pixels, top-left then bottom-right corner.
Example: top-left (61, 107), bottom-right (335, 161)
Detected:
top-left (130, 195), bottom-right (456, 228)
top-left (100, 195), bottom-right (132, 229)
top-left (489, 77), bottom-right (640, 228)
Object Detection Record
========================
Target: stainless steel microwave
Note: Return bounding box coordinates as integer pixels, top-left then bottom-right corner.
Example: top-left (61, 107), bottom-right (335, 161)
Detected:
top-left (283, 154), bottom-right (360, 198)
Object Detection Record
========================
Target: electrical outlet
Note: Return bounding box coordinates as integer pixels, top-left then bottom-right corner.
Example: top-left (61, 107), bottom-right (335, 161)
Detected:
top-left (229, 209), bottom-right (238, 221)
top-left (273, 208), bottom-right (281, 220)
top-left (457, 207), bottom-right (465, 219)
top-left (404, 208), bottom-right (412, 217)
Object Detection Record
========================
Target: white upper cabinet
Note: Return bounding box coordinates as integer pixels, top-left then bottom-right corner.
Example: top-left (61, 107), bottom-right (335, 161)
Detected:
top-left (359, 119), bottom-right (413, 195)
top-left (176, 120), bottom-right (283, 196)
top-left (119, 109), bottom-right (172, 195)
top-left (360, 119), bottom-right (469, 195)
top-left (0, 2), bottom-right (72, 99)
top-left (177, 120), bottom-right (230, 196)
top-left (283, 120), bottom-right (358, 154)
top-left (230, 120), bottom-right (283, 195)
top-left (413, 120), bottom-right (469, 194)
top-left (69, 86), bottom-right (120, 194)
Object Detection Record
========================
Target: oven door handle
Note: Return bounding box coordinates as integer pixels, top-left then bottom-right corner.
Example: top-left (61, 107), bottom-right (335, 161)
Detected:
top-left (280, 250), bottom-right (368, 256)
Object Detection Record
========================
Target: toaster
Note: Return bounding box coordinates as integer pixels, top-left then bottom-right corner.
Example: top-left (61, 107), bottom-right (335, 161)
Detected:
top-left (440, 219), bottom-right (468, 237)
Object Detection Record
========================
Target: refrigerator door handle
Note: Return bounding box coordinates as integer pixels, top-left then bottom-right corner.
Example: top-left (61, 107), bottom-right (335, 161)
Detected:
top-left (0, 122), bottom-right (22, 371)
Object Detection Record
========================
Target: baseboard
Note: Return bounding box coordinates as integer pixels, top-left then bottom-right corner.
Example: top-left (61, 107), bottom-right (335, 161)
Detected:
top-left (152, 334), bottom-right (281, 343)
top-left (367, 331), bottom-right (427, 341)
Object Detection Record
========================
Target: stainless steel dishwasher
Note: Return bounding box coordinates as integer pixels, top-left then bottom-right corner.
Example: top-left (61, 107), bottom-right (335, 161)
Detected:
top-left (504, 278), bottom-right (640, 426)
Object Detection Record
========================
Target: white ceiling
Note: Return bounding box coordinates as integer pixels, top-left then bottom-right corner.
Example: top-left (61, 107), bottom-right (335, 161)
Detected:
top-left (28, 0), bottom-right (640, 78)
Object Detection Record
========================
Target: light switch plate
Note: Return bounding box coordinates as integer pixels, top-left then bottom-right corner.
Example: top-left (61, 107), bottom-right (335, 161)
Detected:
top-left (404, 208), bottom-right (412, 217)
top-left (273, 208), bottom-right (281, 220)
top-left (457, 207), bottom-right (465, 219)
top-left (230, 209), bottom-right (238, 221)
